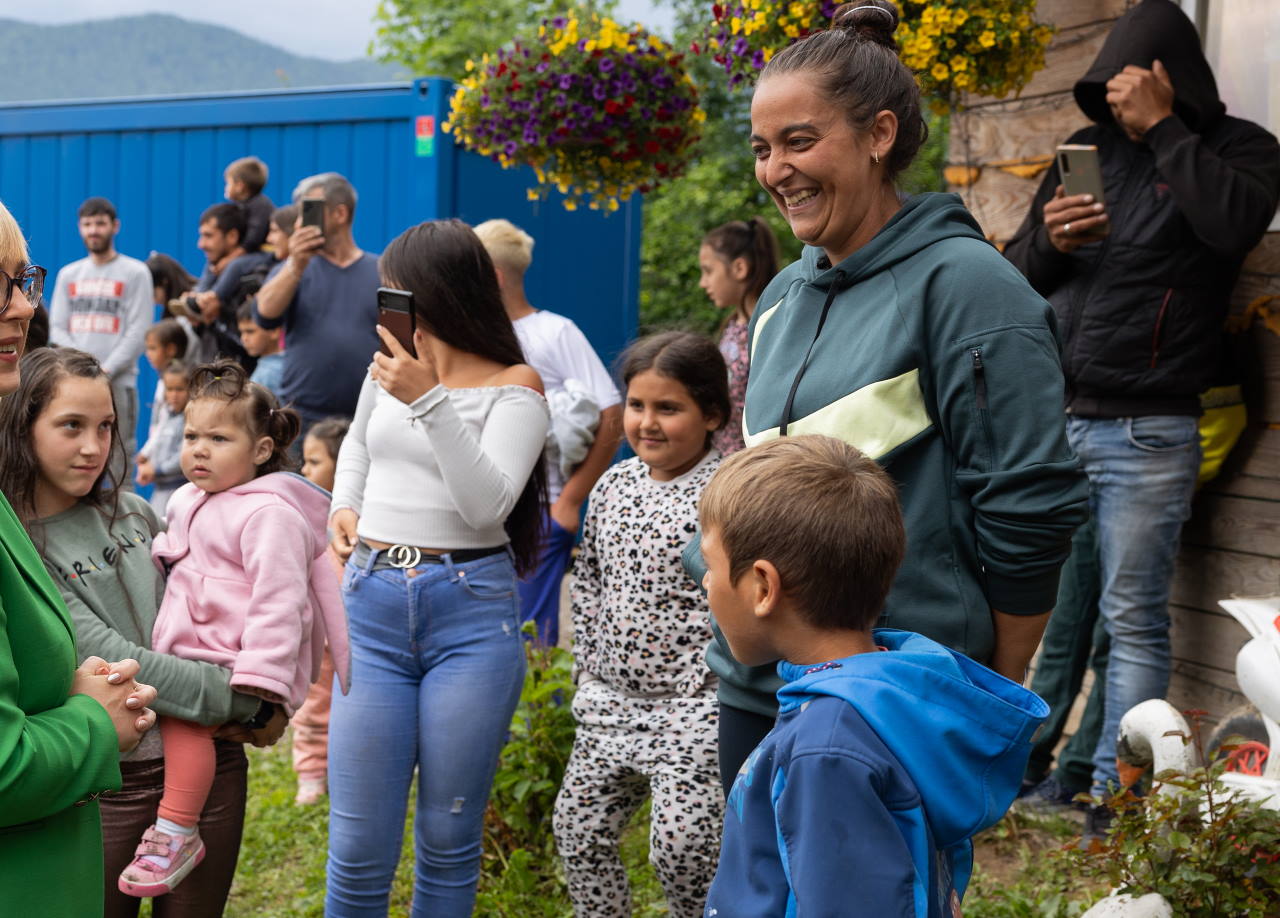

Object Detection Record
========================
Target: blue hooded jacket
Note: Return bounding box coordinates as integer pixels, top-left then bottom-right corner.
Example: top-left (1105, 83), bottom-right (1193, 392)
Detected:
top-left (705, 630), bottom-right (1048, 918)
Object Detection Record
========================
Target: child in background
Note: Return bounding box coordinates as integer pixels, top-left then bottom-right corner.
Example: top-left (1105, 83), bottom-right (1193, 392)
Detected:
top-left (137, 319), bottom-right (189, 512)
top-left (554, 331), bottom-right (729, 918)
top-left (266, 204), bottom-right (297, 262)
top-left (236, 301), bottom-right (284, 396)
top-left (223, 156), bottom-right (275, 253)
top-left (291, 416), bottom-right (349, 805)
top-left (697, 218), bottom-right (780, 455)
top-left (118, 361), bottom-right (350, 898)
top-left (136, 360), bottom-right (190, 516)
top-left (699, 436), bottom-right (1048, 917)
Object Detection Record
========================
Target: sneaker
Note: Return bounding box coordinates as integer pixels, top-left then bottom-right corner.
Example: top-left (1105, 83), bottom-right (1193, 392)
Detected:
top-left (1014, 775), bottom-right (1089, 815)
top-left (1078, 804), bottom-right (1114, 851)
top-left (295, 774), bottom-right (327, 806)
top-left (118, 824), bottom-right (205, 897)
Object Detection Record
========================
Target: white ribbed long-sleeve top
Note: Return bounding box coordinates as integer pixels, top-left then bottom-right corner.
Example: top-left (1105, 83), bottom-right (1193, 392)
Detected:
top-left (330, 373), bottom-right (550, 548)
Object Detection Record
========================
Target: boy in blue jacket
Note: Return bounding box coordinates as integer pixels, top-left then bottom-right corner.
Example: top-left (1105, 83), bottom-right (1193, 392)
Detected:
top-left (698, 435), bottom-right (1048, 918)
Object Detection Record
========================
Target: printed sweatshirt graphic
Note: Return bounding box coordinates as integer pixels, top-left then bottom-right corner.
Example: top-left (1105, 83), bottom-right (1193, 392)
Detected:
top-left (49, 253), bottom-right (153, 385)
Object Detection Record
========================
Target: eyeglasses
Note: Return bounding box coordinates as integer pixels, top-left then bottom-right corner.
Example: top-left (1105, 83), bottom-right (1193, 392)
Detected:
top-left (1, 265), bottom-right (46, 316)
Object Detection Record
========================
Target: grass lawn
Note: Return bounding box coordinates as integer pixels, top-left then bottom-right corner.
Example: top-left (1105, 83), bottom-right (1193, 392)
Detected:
top-left (146, 729), bottom-right (1100, 917)
top-left (192, 732), bottom-right (661, 917)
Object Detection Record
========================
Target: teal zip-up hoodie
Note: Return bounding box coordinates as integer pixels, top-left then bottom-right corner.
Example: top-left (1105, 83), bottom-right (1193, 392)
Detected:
top-left (694, 193), bottom-right (1089, 716)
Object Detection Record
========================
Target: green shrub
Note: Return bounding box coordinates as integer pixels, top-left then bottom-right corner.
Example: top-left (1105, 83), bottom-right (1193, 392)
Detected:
top-left (1072, 727), bottom-right (1280, 917)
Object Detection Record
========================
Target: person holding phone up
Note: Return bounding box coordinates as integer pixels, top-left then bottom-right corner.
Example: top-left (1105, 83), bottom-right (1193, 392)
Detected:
top-left (253, 173), bottom-right (379, 439)
top-left (1004, 0), bottom-right (1280, 842)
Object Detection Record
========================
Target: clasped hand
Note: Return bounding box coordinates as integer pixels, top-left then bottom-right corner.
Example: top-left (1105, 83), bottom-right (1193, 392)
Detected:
top-left (71, 657), bottom-right (158, 754)
top-left (1106, 60), bottom-right (1175, 137)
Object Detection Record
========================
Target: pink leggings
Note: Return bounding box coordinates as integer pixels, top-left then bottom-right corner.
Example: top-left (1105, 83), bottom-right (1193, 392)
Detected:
top-left (291, 645), bottom-right (334, 778)
top-left (158, 718), bottom-right (220, 827)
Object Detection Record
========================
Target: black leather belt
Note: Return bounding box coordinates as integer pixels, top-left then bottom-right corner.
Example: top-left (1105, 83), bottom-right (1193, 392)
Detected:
top-left (351, 541), bottom-right (507, 571)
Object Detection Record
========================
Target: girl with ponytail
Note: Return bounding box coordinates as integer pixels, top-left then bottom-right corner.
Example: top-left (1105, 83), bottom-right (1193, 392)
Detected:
top-left (117, 359), bottom-right (350, 900)
top-left (699, 217), bottom-right (780, 454)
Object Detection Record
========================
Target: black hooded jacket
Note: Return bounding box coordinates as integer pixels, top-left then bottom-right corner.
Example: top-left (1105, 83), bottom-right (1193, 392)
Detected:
top-left (1005, 0), bottom-right (1280, 416)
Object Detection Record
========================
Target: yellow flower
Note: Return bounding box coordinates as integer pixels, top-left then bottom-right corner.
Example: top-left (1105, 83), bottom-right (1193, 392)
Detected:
top-left (979, 30), bottom-right (997, 48)
top-left (563, 199), bottom-right (577, 212)
top-left (953, 9), bottom-right (968, 26)
top-left (953, 72), bottom-right (972, 89)
top-left (526, 188), bottom-right (540, 201)
top-left (931, 61), bottom-right (950, 81)
top-left (950, 55), bottom-right (968, 71)
top-left (730, 16), bottom-right (742, 32)
top-left (464, 59), bottom-right (475, 71)
top-left (607, 199), bottom-right (620, 212)
top-left (784, 23), bottom-right (798, 38)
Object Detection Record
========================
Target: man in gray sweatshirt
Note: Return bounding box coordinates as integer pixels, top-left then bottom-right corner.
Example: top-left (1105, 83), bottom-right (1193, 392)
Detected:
top-left (49, 196), bottom-right (154, 490)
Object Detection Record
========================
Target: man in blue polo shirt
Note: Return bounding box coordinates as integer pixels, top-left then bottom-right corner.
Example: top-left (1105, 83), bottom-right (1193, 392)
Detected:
top-left (254, 172), bottom-right (379, 432)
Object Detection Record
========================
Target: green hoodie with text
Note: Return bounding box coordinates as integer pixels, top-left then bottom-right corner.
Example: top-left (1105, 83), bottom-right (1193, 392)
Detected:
top-left (698, 192), bottom-right (1089, 716)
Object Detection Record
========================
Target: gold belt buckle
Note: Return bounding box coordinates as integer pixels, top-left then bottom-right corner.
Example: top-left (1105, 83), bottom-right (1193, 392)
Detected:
top-left (388, 544), bottom-right (422, 569)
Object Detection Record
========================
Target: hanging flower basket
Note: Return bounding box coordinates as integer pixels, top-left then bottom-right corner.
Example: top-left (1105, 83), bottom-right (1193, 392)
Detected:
top-left (701, 0), bottom-right (1054, 111)
top-left (444, 15), bottom-right (705, 212)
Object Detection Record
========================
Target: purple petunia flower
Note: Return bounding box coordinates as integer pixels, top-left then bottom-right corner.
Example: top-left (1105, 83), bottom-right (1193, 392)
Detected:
top-left (552, 16), bottom-right (567, 27)
top-left (558, 74), bottom-right (573, 90)
top-left (564, 117), bottom-right (576, 129)
top-left (503, 141), bottom-right (518, 155)
top-left (751, 49), bottom-right (765, 68)
top-left (536, 61), bottom-right (549, 73)
top-left (523, 127), bottom-right (540, 144)
top-left (481, 94), bottom-right (491, 107)
top-left (592, 83), bottom-right (607, 101)
top-left (599, 58), bottom-right (615, 73)
top-left (555, 93), bottom-right (567, 107)
top-left (732, 36), bottom-right (749, 56)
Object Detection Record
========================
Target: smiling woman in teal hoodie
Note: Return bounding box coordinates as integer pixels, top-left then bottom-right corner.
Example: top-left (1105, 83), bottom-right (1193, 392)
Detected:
top-left (692, 0), bottom-right (1089, 791)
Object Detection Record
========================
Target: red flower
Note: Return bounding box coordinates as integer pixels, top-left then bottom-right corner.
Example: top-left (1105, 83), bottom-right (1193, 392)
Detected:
top-left (511, 80), bottom-right (523, 91)
top-left (644, 140), bottom-right (660, 154)
top-left (712, 3), bottom-right (723, 19)
top-left (497, 62), bottom-right (508, 76)
top-left (691, 41), bottom-right (701, 54)
top-left (605, 100), bottom-right (623, 115)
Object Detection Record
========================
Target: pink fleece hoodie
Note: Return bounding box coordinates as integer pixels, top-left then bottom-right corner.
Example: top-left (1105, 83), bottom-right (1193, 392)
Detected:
top-left (151, 472), bottom-right (351, 714)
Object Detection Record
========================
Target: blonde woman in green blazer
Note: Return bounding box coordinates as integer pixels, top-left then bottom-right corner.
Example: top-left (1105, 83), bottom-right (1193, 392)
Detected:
top-left (0, 199), bottom-right (158, 917)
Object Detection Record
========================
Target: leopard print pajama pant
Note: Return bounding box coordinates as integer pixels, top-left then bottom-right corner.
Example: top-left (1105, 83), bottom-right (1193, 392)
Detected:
top-left (553, 679), bottom-right (723, 918)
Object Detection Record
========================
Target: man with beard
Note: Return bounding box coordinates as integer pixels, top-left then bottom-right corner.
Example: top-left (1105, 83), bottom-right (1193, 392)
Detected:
top-left (49, 196), bottom-right (153, 490)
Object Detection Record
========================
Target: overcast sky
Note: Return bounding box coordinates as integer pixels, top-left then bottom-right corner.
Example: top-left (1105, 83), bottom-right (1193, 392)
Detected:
top-left (14, 0), bottom-right (676, 60)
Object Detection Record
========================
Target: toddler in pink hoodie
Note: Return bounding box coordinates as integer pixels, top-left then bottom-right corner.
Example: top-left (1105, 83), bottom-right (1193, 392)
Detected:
top-left (119, 361), bottom-right (350, 899)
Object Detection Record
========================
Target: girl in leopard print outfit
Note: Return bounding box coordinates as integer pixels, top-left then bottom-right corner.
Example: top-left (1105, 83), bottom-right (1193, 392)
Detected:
top-left (553, 331), bottom-right (729, 918)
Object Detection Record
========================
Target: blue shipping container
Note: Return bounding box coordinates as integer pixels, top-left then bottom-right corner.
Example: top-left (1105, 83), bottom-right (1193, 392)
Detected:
top-left (0, 77), bottom-right (641, 457)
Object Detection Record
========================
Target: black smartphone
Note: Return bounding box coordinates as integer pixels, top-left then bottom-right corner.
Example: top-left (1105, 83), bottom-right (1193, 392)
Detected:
top-left (376, 286), bottom-right (416, 357)
top-left (301, 198), bottom-right (325, 231)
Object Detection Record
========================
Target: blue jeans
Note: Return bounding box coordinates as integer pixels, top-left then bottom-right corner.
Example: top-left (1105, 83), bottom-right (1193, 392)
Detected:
top-left (1065, 416), bottom-right (1200, 793)
top-left (516, 514), bottom-right (576, 646)
top-left (325, 549), bottom-right (526, 917)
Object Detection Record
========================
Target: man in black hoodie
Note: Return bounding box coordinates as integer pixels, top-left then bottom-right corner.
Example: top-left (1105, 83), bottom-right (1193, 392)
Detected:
top-left (1005, 0), bottom-right (1280, 834)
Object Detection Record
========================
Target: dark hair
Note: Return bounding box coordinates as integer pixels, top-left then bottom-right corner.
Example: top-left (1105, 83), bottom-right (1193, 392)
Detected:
top-left (305, 416), bottom-right (351, 463)
top-left (271, 204), bottom-right (299, 235)
top-left (147, 252), bottom-right (198, 305)
top-left (700, 435), bottom-right (905, 631)
top-left (762, 0), bottom-right (926, 181)
top-left (225, 156), bottom-right (268, 196)
top-left (0, 347), bottom-right (123, 527)
top-left (200, 203), bottom-right (247, 246)
top-left (236, 300), bottom-right (258, 324)
top-left (78, 196), bottom-right (117, 221)
top-left (26, 300), bottom-right (49, 350)
top-left (163, 358), bottom-right (189, 379)
top-left (187, 360), bottom-right (300, 476)
top-left (379, 218), bottom-right (547, 576)
top-left (702, 217), bottom-right (781, 315)
top-left (146, 318), bottom-right (188, 359)
top-left (620, 331), bottom-right (731, 445)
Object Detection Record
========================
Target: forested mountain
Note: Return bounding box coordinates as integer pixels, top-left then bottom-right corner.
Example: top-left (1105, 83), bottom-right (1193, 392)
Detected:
top-left (0, 13), bottom-right (403, 103)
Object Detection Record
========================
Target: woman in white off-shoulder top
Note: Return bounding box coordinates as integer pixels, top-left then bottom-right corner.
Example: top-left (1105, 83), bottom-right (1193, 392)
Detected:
top-left (325, 219), bottom-right (548, 918)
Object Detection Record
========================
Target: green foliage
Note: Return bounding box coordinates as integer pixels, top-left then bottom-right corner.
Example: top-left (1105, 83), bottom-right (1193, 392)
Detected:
top-left (963, 811), bottom-right (1101, 918)
top-left (1072, 747), bottom-right (1280, 917)
top-left (484, 630), bottom-right (578, 862)
top-left (369, 0), bottom-right (616, 81)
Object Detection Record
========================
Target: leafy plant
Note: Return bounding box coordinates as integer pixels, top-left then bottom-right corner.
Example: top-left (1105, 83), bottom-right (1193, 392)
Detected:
top-left (1072, 728), bottom-right (1280, 917)
top-left (445, 14), bottom-right (705, 211)
top-left (700, 0), bottom-right (1054, 111)
top-left (483, 629), bottom-right (578, 862)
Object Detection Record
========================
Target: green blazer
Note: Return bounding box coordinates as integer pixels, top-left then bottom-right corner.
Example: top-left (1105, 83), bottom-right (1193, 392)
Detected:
top-left (0, 493), bottom-right (122, 916)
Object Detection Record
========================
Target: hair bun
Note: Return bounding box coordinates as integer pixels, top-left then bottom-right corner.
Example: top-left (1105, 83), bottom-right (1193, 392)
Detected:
top-left (831, 1), bottom-right (899, 48)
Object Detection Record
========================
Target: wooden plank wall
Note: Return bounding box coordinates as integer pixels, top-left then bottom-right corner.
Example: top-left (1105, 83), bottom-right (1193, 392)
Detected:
top-left (948, 0), bottom-right (1280, 723)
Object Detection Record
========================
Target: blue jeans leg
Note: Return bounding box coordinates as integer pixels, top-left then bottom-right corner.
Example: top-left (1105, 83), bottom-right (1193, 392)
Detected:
top-left (1067, 416), bottom-right (1200, 794)
top-left (326, 552), bottom-right (526, 918)
top-left (516, 514), bottom-right (575, 646)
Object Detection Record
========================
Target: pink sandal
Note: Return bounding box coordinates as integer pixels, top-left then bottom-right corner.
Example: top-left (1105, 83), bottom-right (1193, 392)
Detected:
top-left (118, 824), bottom-right (206, 897)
